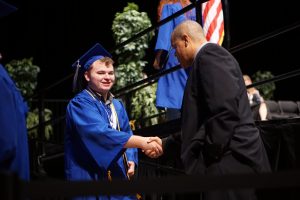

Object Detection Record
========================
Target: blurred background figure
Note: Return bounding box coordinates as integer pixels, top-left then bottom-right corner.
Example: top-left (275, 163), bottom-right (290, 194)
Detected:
top-left (0, 0), bottom-right (30, 181)
top-left (243, 74), bottom-right (268, 121)
top-left (153, 0), bottom-right (195, 121)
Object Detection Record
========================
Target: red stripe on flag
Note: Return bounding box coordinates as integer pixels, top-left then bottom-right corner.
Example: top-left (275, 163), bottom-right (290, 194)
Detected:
top-left (202, 0), bottom-right (224, 45)
top-left (205, 1), bottom-right (222, 41)
top-left (202, 0), bottom-right (213, 23)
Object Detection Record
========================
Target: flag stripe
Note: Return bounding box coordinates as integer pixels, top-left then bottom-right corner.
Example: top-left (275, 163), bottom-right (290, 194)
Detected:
top-left (205, 2), bottom-right (222, 41)
top-left (202, 0), bottom-right (224, 45)
top-left (209, 7), bottom-right (223, 43)
top-left (217, 16), bottom-right (224, 44)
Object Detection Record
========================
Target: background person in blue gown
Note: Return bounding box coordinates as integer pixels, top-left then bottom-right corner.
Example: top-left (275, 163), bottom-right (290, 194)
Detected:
top-left (153, 0), bottom-right (195, 120)
top-left (0, 0), bottom-right (30, 181)
top-left (65, 43), bottom-right (163, 200)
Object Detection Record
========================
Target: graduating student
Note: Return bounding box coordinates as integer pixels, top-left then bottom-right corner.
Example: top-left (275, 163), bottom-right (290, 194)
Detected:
top-left (65, 43), bottom-right (162, 200)
top-left (0, 0), bottom-right (30, 181)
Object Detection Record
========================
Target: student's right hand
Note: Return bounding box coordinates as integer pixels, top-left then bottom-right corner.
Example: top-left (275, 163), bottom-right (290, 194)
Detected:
top-left (143, 137), bottom-right (163, 158)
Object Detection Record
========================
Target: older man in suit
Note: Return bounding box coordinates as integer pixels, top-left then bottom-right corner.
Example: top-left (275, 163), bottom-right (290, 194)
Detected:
top-left (170, 20), bottom-right (271, 200)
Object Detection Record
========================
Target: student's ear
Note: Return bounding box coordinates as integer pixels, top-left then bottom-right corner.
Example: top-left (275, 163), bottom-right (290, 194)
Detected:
top-left (84, 71), bottom-right (90, 82)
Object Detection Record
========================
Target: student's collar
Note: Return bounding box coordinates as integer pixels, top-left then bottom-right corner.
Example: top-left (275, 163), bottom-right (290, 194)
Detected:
top-left (86, 86), bottom-right (114, 105)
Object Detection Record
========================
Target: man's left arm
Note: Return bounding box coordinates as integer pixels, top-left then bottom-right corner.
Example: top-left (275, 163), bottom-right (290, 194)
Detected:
top-left (199, 46), bottom-right (241, 148)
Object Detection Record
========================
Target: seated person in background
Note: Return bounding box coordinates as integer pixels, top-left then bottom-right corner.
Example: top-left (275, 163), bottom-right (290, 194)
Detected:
top-left (243, 74), bottom-right (268, 121)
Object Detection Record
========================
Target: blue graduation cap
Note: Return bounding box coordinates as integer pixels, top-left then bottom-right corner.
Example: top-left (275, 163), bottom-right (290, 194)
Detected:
top-left (72, 43), bottom-right (112, 92)
top-left (0, 0), bottom-right (17, 18)
top-left (72, 43), bottom-right (112, 72)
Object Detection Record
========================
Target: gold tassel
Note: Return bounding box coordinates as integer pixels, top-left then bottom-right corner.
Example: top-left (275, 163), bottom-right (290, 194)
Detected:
top-left (107, 170), bottom-right (112, 182)
top-left (136, 193), bottom-right (142, 200)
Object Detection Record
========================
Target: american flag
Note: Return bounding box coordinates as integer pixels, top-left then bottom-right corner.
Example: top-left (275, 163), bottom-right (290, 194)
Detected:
top-left (201, 0), bottom-right (224, 45)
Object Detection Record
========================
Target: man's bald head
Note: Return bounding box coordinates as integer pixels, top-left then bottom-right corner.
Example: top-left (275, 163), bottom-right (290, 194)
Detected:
top-left (172, 20), bottom-right (206, 43)
top-left (171, 20), bottom-right (207, 68)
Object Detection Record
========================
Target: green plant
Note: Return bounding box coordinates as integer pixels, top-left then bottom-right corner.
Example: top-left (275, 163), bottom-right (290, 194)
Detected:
top-left (5, 58), bottom-right (40, 99)
top-left (114, 61), bottom-right (145, 91)
top-left (252, 70), bottom-right (276, 100)
top-left (131, 83), bottom-right (160, 127)
top-left (27, 108), bottom-right (53, 140)
top-left (112, 3), bottom-right (154, 63)
top-left (112, 3), bottom-right (162, 126)
top-left (5, 57), bottom-right (53, 139)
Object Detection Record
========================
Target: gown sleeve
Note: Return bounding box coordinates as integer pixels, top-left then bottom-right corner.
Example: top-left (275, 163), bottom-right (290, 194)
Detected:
top-left (0, 67), bottom-right (17, 166)
top-left (155, 4), bottom-right (173, 51)
top-left (155, 3), bottom-right (186, 52)
top-left (0, 65), bottom-right (29, 180)
top-left (196, 45), bottom-right (241, 147)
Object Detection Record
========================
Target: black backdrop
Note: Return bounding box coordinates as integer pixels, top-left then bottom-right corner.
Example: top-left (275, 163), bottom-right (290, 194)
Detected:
top-left (1, 0), bottom-right (300, 100)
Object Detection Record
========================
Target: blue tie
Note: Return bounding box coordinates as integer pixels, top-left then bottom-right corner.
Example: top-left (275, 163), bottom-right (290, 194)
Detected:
top-left (104, 104), bottom-right (112, 123)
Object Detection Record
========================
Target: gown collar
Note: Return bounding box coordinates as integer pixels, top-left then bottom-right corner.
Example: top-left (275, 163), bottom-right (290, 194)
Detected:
top-left (85, 86), bottom-right (114, 105)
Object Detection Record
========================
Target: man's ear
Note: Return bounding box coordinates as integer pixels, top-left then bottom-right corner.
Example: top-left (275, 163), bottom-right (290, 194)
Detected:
top-left (182, 34), bottom-right (189, 47)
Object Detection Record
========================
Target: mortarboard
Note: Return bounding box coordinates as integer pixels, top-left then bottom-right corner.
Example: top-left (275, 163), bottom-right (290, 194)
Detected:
top-left (72, 43), bottom-right (112, 92)
top-left (0, 0), bottom-right (17, 18)
top-left (72, 43), bottom-right (112, 72)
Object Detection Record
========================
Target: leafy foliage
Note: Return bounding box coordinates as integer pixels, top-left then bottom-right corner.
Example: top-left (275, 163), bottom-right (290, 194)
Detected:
top-left (112, 3), bottom-right (154, 62)
top-left (5, 58), bottom-right (40, 99)
top-left (27, 108), bottom-right (53, 140)
top-left (252, 70), bottom-right (276, 100)
top-left (130, 82), bottom-right (160, 127)
top-left (112, 3), bottom-right (162, 126)
top-left (114, 61), bottom-right (145, 91)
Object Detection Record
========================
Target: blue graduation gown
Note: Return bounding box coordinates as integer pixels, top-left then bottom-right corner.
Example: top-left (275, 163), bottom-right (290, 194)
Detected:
top-left (155, 3), bottom-right (196, 109)
top-left (0, 64), bottom-right (30, 181)
top-left (65, 89), bottom-right (138, 200)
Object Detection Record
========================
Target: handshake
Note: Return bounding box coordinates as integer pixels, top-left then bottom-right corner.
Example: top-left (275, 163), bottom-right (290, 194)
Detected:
top-left (125, 135), bottom-right (164, 158)
top-left (142, 136), bottom-right (163, 158)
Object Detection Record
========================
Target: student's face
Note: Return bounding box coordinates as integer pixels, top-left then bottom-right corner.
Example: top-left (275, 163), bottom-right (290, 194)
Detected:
top-left (84, 60), bottom-right (115, 95)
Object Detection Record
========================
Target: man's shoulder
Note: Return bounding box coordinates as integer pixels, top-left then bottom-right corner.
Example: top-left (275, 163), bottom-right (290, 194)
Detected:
top-left (202, 42), bottom-right (222, 51)
top-left (199, 43), bottom-right (230, 58)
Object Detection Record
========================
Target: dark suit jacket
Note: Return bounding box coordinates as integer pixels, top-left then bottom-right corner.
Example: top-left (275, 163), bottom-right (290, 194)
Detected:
top-left (180, 43), bottom-right (271, 175)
